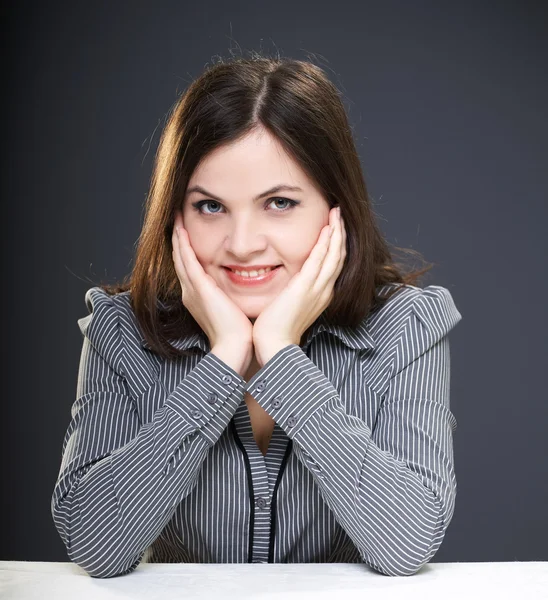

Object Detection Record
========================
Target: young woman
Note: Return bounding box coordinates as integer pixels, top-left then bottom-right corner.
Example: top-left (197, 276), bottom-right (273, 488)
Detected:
top-left (51, 55), bottom-right (462, 579)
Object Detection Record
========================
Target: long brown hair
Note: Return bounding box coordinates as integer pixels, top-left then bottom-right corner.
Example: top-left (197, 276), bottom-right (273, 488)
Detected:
top-left (98, 54), bottom-right (433, 360)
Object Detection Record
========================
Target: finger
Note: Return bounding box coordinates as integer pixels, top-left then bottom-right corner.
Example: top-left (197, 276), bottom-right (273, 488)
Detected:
top-left (323, 209), bottom-right (346, 290)
top-left (329, 209), bottom-right (346, 277)
top-left (311, 208), bottom-right (341, 292)
top-left (173, 220), bottom-right (208, 290)
top-left (172, 226), bottom-right (190, 291)
top-left (300, 223), bottom-right (333, 288)
top-left (313, 210), bottom-right (345, 301)
top-left (337, 213), bottom-right (347, 272)
top-left (173, 211), bottom-right (195, 286)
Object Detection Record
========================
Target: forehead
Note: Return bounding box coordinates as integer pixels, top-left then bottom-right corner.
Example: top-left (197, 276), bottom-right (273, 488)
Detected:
top-left (188, 129), bottom-right (314, 193)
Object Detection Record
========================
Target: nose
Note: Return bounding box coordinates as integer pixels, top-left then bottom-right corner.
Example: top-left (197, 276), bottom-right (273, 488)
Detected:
top-left (224, 220), bottom-right (269, 258)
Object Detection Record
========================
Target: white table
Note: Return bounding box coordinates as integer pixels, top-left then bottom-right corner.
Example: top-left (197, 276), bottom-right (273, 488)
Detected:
top-left (1, 561), bottom-right (547, 599)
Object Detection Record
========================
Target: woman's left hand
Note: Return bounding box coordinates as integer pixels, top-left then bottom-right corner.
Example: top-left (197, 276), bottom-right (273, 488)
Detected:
top-left (252, 206), bottom-right (347, 367)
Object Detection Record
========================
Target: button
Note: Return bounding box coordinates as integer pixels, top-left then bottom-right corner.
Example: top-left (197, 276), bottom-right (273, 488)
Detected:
top-left (287, 416), bottom-right (298, 428)
top-left (255, 380), bottom-right (266, 392)
top-left (256, 497), bottom-right (268, 509)
top-left (191, 409), bottom-right (203, 420)
top-left (271, 397), bottom-right (283, 410)
top-left (222, 375), bottom-right (232, 384)
top-left (206, 392), bottom-right (218, 405)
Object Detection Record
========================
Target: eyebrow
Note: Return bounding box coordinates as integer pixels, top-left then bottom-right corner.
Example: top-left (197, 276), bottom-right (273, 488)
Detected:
top-left (185, 184), bottom-right (304, 203)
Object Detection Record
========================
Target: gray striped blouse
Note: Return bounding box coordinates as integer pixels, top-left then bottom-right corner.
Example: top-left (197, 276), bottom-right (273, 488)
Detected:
top-left (51, 282), bottom-right (462, 578)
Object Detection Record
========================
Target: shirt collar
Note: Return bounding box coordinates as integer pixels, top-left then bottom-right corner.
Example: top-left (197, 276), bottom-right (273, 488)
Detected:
top-left (138, 309), bottom-right (376, 354)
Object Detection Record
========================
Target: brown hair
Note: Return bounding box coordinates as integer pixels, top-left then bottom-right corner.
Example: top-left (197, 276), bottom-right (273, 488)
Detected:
top-left (98, 54), bottom-right (433, 360)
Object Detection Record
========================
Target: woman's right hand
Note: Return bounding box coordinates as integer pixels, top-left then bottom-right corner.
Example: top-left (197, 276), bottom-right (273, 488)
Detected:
top-left (171, 210), bottom-right (254, 372)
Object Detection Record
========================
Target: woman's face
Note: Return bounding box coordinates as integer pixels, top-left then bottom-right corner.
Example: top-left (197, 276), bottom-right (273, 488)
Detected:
top-left (182, 127), bottom-right (330, 322)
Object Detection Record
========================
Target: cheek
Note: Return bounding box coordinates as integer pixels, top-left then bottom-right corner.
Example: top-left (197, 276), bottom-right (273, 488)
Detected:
top-left (285, 231), bottom-right (320, 267)
top-left (184, 233), bottom-right (212, 269)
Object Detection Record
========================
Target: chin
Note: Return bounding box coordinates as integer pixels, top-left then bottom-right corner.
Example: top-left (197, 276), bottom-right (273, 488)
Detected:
top-left (233, 298), bottom-right (269, 322)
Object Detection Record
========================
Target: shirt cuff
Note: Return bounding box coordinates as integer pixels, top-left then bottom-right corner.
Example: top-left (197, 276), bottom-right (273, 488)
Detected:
top-left (244, 344), bottom-right (337, 436)
top-left (164, 350), bottom-right (246, 446)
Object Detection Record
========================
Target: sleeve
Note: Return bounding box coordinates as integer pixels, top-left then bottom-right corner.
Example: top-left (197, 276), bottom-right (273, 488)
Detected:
top-left (245, 285), bottom-right (462, 576)
top-left (51, 287), bottom-right (246, 578)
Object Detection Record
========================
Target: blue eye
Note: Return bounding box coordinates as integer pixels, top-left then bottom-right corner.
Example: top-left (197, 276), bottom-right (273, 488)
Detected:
top-left (191, 197), bottom-right (300, 216)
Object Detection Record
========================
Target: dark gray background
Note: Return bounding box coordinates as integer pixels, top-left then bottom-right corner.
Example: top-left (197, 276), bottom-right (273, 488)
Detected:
top-left (4, 1), bottom-right (547, 563)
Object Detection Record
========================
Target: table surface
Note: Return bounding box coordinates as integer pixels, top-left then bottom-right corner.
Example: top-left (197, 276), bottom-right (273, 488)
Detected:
top-left (1, 561), bottom-right (547, 600)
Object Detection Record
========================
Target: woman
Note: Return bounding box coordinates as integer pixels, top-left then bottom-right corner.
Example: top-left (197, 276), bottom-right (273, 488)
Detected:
top-left (51, 55), bottom-right (463, 578)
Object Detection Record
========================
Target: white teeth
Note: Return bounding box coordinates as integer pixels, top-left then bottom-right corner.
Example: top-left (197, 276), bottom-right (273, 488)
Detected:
top-left (232, 267), bottom-right (274, 277)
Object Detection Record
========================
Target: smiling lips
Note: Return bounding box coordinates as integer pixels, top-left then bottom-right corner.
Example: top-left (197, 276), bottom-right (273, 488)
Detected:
top-left (224, 264), bottom-right (281, 274)
top-left (224, 265), bottom-right (282, 285)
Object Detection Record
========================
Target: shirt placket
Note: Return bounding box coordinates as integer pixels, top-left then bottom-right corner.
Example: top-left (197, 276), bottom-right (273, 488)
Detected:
top-left (232, 399), bottom-right (288, 563)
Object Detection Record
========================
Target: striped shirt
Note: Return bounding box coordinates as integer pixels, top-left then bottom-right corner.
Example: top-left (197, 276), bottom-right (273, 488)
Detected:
top-left (51, 282), bottom-right (462, 578)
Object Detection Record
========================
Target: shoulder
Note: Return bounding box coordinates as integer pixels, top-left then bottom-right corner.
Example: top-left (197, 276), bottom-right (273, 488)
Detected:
top-left (78, 285), bottom-right (141, 325)
top-left (78, 285), bottom-right (159, 352)
top-left (407, 284), bottom-right (462, 341)
top-left (367, 283), bottom-right (463, 356)
top-left (77, 286), bottom-right (131, 336)
top-left (373, 283), bottom-right (461, 327)
top-left (77, 287), bottom-right (138, 371)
